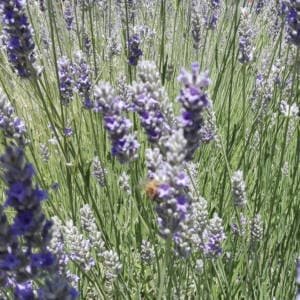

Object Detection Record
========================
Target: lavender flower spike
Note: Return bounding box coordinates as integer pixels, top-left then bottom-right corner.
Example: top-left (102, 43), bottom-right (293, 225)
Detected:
top-left (94, 82), bottom-right (140, 163)
top-left (0, 144), bottom-right (77, 298)
top-left (177, 62), bottom-right (212, 160)
top-left (132, 61), bottom-right (173, 144)
top-left (285, 1), bottom-right (300, 46)
top-left (128, 34), bottom-right (142, 66)
top-left (0, 0), bottom-right (38, 77)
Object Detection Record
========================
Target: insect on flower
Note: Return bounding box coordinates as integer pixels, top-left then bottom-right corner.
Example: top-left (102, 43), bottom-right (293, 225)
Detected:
top-left (143, 179), bottom-right (160, 201)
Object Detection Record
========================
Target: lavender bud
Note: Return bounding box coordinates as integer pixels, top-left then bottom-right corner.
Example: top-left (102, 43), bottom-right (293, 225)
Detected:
top-left (250, 214), bottom-right (263, 244)
top-left (238, 8), bottom-right (255, 64)
top-left (91, 156), bottom-right (106, 187)
top-left (231, 170), bottom-right (247, 208)
top-left (140, 240), bottom-right (155, 265)
top-left (118, 171), bottom-right (132, 196)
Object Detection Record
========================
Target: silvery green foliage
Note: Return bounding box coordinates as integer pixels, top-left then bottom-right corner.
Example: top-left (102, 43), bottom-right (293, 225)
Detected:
top-left (250, 214), bottom-right (263, 244)
top-left (140, 240), bottom-right (155, 265)
top-left (91, 156), bottom-right (106, 187)
top-left (80, 204), bottom-right (105, 254)
top-left (231, 170), bottom-right (247, 208)
top-left (118, 171), bottom-right (132, 196)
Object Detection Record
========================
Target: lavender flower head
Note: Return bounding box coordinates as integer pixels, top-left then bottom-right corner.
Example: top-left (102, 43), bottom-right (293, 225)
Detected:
top-left (0, 144), bottom-right (77, 298)
top-left (128, 34), bottom-right (142, 66)
top-left (202, 213), bottom-right (226, 257)
top-left (94, 82), bottom-right (140, 163)
top-left (0, 92), bottom-right (26, 143)
top-left (58, 56), bottom-right (74, 106)
top-left (285, 0), bottom-right (300, 46)
top-left (177, 62), bottom-right (212, 160)
top-left (145, 130), bottom-right (191, 242)
top-left (73, 51), bottom-right (93, 109)
top-left (0, 0), bottom-right (38, 77)
top-left (132, 61), bottom-right (172, 143)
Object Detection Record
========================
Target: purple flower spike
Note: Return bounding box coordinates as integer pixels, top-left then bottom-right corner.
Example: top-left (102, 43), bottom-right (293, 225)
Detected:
top-left (177, 63), bottom-right (212, 160)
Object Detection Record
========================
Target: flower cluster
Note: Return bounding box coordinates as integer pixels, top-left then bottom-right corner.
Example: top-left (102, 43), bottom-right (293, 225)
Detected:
top-left (285, 0), bottom-right (300, 46)
top-left (128, 34), bottom-right (142, 66)
top-left (94, 82), bottom-right (140, 163)
top-left (177, 63), bottom-right (212, 160)
top-left (132, 61), bottom-right (172, 144)
top-left (0, 0), bottom-right (38, 77)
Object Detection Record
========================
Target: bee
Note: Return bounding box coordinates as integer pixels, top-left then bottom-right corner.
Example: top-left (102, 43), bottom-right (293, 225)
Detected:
top-left (143, 179), bottom-right (160, 201)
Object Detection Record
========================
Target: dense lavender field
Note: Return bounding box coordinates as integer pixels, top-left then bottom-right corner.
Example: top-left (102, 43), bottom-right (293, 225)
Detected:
top-left (0, 0), bottom-right (299, 299)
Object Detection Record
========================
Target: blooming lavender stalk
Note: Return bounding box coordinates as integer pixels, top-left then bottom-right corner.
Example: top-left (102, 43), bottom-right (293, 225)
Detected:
top-left (206, 0), bottom-right (221, 29)
top-left (94, 82), bottom-right (140, 163)
top-left (145, 130), bottom-right (191, 243)
top-left (285, 1), bottom-right (300, 46)
top-left (0, 0), bottom-right (38, 77)
top-left (202, 213), bottom-right (226, 257)
top-left (128, 34), bottom-right (142, 66)
top-left (64, 2), bottom-right (74, 31)
top-left (73, 51), bottom-right (93, 109)
top-left (132, 61), bottom-right (172, 143)
top-left (0, 91), bottom-right (26, 144)
top-left (0, 144), bottom-right (77, 299)
top-left (91, 156), bottom-right (106, 187)
top-left (58, 56), bottom-right (74, 106)
top-left (177, 63), bottom-right (212, 160)
top-left (238, 8), bottom-right (255, 64)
